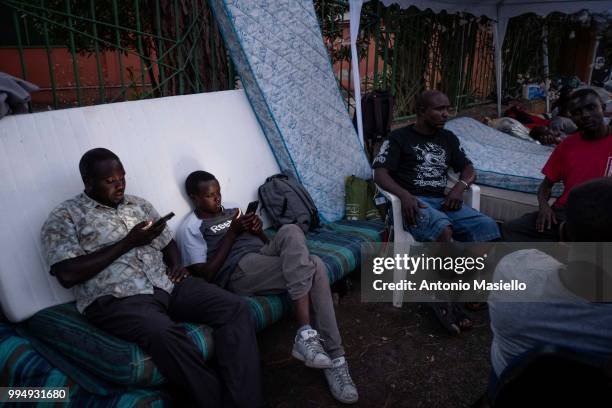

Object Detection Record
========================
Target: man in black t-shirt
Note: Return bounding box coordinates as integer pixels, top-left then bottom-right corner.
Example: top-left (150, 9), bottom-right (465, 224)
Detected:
top-left (373, 90), bottom-right (499, 243)
top-left (373, 91), bottom-right (500, 334)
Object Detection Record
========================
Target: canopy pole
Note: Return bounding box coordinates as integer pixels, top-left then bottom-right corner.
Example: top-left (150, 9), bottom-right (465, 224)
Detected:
top-left (349, 0), bottom-right (365, 147)
top-left (493, 15), bottom-right (509, 118)
top-left (542, 24), bottom-right (550, 114)
top-left (493, 21), bottom-right (503, 117)
top-left (587, 36), bottom-right (601, 86)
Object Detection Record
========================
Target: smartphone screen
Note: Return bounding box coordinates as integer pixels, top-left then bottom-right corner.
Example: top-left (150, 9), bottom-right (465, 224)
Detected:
top-left (245, 200), bottom-right (259, 214)
top-left (150, 212), bottom-right (175, 229)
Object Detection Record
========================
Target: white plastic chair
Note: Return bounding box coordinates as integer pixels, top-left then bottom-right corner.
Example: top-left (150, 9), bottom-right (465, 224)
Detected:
top-left (375, 172), bottom-right (480, 307)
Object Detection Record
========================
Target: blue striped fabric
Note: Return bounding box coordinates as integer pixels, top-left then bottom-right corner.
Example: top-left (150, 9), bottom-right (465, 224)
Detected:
top-left (247, 295), bottom-right (291, 332)
top-left (19, 303), bottom-right (169, 388)
top-left (0, 323), bottom-right (169, 407)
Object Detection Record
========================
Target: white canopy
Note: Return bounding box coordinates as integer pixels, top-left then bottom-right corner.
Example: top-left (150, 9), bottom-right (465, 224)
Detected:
top-left (349, 0), bottom-right (612, 144)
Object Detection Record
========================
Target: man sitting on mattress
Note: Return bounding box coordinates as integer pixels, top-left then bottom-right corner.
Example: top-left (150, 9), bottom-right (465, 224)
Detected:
top-left (176, 170), bottom-right (359, 405)
top-left (373, 90), bottom-right (500, 333)
top-left (503, 88), bottom-right (612, 242)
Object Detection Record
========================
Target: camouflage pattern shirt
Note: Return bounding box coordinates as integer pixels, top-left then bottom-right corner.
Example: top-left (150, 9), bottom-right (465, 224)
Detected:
top-left (41, 193), bottom-right (174, 313)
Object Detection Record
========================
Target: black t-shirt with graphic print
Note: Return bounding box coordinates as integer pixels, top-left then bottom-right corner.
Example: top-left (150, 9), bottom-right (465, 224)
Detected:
top-left (372, 125), bottom-right (471, 197)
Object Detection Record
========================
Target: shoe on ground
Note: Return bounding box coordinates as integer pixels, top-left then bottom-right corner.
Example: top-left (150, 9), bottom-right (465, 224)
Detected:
top-left (291, 329), bottom-right (332, 369)
top-left (324, 356), bottom-right (359, 404)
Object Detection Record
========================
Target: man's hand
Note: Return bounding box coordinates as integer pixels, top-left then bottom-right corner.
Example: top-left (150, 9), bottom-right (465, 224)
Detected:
top-left (400, 193), bottom-right (428, 227)
top-left (123, 220), bottom-right (165, 249)
top-left (536, 205), bottom-right (557, 232)
top-left (248, 214), bottom-right (263, 233)
top-left (228, 209), bottom-right (246, 235)
top-left (442, 185), bottom-right (464, 211)
top-left (228, 210), bottom-right (260, 236)
top-left (540, 132), bottom-right (560, 146)
top-left (166, 264), bottom-right (190, 283)
top-left (531, 127), bottom-right (560, 145)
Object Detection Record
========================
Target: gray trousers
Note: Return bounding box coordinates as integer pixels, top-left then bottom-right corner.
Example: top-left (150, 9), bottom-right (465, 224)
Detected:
top-left (229, 224), bottom-right (344, 359)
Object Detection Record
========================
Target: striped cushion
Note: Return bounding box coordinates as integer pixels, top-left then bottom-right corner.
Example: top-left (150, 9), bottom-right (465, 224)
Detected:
top-left (18, 303), bottom-right (212, 388)
top-left (16, 295), bottom-right (290, 390)
top-left (247, 295), bottom-right (291, 332)
top-left (0, 323), bottom-right (169, 406)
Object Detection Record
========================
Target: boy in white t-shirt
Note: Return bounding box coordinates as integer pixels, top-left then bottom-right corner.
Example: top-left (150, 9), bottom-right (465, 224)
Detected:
top-left (176, 170), bottom-right (358, 404)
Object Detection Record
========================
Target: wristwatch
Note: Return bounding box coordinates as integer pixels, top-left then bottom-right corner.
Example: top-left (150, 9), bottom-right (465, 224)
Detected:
top-left (459, 179), bottom-right (470, 190)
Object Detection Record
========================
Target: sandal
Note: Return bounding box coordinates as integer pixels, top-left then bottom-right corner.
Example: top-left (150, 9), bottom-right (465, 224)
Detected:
top-left (452, 304), bottom-right (474, 331)
top-left (429, 302), bottom-right (460, 335)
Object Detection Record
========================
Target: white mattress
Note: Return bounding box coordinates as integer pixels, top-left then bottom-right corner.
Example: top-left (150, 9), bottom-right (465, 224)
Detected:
top-left (0, 90), bottom-right (280, 322)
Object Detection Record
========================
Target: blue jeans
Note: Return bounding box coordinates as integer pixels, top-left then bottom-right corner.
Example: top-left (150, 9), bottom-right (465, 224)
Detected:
top-left (404, 196), bottom-right (500, 242)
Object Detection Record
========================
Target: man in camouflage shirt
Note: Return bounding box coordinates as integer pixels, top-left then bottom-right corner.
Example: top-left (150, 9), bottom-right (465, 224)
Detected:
top-left (41, 148), bottom-right (262, 408)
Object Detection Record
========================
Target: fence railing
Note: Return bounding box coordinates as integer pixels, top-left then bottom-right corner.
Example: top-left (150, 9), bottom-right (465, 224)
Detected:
top-left (0, 0), bottom-right (586, 119)
top-left (0, 0), bottom-right (231, 110)
top-left (316, 0), bottom-right (497, 120)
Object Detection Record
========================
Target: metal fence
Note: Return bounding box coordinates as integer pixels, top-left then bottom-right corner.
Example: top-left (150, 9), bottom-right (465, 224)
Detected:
top-left (0, 0), bottom-right (586, 119)
top-left (316, 0), bottom-right (497, 120)
top-left (0, 0), bottom-right (231, 110)
top-left (317, 1), bottom-right (595, 119)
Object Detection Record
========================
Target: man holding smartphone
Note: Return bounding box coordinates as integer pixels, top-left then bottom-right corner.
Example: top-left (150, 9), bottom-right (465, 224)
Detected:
top-left (176, 170), bottom-right (359, 404)
top-left (41, 148), bottom-right (263, 408)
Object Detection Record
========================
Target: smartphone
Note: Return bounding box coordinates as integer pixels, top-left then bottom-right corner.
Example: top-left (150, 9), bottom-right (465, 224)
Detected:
top-left (148, 212), bottom-right (175, 229)
top-left (245, 200), bottom-right (259, 215)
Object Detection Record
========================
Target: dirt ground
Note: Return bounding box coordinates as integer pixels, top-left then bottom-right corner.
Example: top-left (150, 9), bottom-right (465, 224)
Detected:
top-left (257, 273), bottom-right (492, 408)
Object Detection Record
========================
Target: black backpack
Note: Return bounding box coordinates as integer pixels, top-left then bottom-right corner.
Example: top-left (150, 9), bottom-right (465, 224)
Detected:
top-left (357, 91), bottom-right (394, 160)
top-left (258, 172), bottom-right (320, 233)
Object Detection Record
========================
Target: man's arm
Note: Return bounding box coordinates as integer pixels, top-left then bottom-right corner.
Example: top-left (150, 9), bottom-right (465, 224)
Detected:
top-left (51, 221), bottom-right (165, 288)
top-left (537, 177), bottom-right (554, 207)
top-left (459, 163), bottom-right (476, 186)
top-left (443, 132), bottom-right (475, 211)
top-left (187, 211), bottom-right (253, 282)
top-left (443, 164), bottom-right (476, 211)
top-left (162, 239), bottom-right (190, 283)
top-left (535, 177), bottom-right (557, 232)
top-left (374, 168), bottom-right (427, 227)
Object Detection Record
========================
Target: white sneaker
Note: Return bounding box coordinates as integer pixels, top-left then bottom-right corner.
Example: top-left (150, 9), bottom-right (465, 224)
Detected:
top-left (291, 329), bottom-right (332, 369)
top-left (324, 357), bottom-right (359, 404)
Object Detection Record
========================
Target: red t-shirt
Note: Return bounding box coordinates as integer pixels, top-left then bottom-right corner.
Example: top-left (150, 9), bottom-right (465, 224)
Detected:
top-left (542, 131), bottom-right (612, 208)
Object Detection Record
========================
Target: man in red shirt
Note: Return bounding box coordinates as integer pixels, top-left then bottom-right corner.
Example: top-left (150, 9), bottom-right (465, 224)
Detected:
top-left (503, 88), bottom-right (612, 241)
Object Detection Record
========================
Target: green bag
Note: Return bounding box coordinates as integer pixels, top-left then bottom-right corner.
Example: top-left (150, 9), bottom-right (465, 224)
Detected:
top-left (345, 176), bottom-right (381, 221)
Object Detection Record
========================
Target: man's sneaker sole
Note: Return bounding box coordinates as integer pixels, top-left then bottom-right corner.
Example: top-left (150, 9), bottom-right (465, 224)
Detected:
top-left (291, 347), bottom-right (333, 369)
top-left (329, 387), bottom-right (358, 404)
